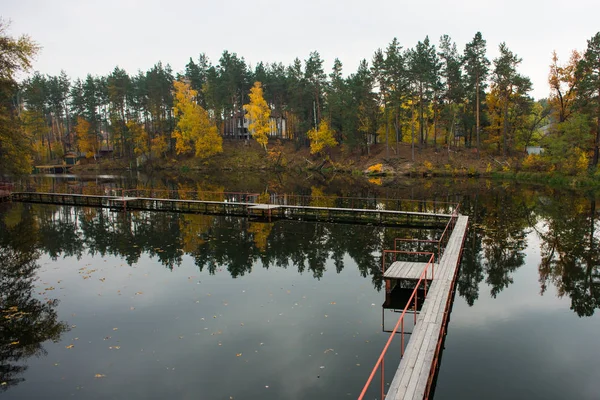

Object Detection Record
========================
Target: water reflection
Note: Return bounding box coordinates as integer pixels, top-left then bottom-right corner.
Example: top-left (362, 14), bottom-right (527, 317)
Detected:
top-left (0, 205), bottom-right (69, 391)
top-left (536, 197), bottom-right (600, 316)
top-left (459, 186), bottom-right (600, 317)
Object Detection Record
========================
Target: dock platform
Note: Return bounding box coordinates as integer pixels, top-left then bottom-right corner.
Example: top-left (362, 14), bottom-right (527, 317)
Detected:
top-left (385, 215), bottom-right (468, 399)
top-left (383, 262), bottom-right (430, 281)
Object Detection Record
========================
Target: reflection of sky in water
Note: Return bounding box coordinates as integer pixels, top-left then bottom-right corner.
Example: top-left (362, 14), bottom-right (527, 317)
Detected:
top-left (3, 190), bottom-right (600, 399)
top-left (7, 248), bottom-right (395, 399)
top-left (435, 230), bottom-right (600, 400)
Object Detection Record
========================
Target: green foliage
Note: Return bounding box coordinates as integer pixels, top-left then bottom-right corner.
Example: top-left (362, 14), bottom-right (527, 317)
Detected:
top-left (0, 20), bottom-right (39, 174)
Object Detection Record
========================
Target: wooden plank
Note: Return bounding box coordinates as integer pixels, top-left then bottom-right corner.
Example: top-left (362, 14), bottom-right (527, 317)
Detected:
top-left (404, 322), bottom-right (440, 398)
top-left (385, 215), bottom-right (468, 400)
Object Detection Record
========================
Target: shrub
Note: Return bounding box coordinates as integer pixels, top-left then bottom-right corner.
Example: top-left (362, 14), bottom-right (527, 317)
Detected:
top-left (367, 163), bottom-right (383, 174)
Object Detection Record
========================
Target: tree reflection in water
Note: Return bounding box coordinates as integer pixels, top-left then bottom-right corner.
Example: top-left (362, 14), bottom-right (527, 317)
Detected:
top-left (0, 204), bottom-right (69, 392)
top-left (458, 186), bottom-right (600, 316)
top-left (536, 196), bottom-right (599, 317)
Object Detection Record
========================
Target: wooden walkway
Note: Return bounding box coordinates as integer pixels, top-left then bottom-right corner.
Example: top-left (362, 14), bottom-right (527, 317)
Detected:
top-left (384, 262), bottom-right (430, 281)
top-left (9, 192), bottom-right (452, 228)
top-left (386, 215), bottom-right (468, 400)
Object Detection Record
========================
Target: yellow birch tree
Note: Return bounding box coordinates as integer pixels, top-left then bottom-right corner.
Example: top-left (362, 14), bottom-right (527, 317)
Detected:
top-left (75, 117), bottom-right (96, 159)
top-left (172, 79), bottom-right (222, 158)
top-left (307, 120), bottom-right (337, 155)
top-left (243, 81), bottom-right (270, 151)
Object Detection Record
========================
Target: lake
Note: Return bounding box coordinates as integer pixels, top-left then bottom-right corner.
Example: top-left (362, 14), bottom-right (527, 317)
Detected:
top-left (1, 174), bottom-right (599, 399)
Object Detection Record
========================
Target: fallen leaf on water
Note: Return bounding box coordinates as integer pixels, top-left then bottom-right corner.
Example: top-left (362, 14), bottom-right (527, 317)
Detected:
top-left (135, 292), bottom-right (143, 295)
top-left (240, 323), bottom-right (244, 326)
top-left (99, 278), bottom-right (106, 282)
top-left (45, 287), bottom-right (55, 291)
top-left (10, 341), bottom-right (19, 346)
top-left (330, 302), bottom-right (336, 305)
top-left (324, 348), bottom-right (334, 354)
top-left (65, 345), bottom-right (74, 349)
top-left (236, 353), bottom-right (242, 357)
top-left (94, 374), bottom-right (106, 378)
top-left (112, 328), bottom-right (118, 331)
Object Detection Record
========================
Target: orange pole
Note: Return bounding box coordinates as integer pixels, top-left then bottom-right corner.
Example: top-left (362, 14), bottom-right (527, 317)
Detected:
top-left (381, 359), bottom-right (385, 398)
top-left (401, 318), bottom-right (404, 356)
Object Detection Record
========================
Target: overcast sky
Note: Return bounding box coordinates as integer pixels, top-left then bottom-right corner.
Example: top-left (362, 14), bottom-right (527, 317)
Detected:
top-left (4, 0), bottom-right (599, 99)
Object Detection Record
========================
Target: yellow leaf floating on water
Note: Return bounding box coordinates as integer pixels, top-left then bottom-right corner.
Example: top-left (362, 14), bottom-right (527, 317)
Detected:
top-left (94, 374), bottom-right (106, 378)
top-left (330, 302), bottom-right (336, 305)
top-left (10, 341), bottom-right (19, 346)
top-left (65, 344), bottom-right (74, 349)
top-left (135, 292), bottom-right (143, 295)
top-left (236, 353), bottom-right (242, 357)
top-left (113, 328), bottom-right (118, 331)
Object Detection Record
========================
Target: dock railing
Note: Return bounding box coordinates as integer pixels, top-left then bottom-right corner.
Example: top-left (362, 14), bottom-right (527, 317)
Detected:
top-left (9, 183), bottom-right (462, 215)
top-left (359, 252), bottom-right (435, 400)
top-left (393, 204), bottom-right (460, 264)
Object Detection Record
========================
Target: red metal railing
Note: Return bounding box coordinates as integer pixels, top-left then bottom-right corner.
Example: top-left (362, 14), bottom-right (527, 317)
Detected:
top-left (358, 252), bottom-right (435, 400)
top-left (393, 205), bottom-right (460, 264)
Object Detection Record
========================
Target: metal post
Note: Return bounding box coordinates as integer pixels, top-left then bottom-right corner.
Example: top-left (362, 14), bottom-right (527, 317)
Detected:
top-left (414, 294), bottom-right (417, 324)
top-left (401, 318), bottom-right (404, 357)
top-left (381, 359), bottom-right (385, 399)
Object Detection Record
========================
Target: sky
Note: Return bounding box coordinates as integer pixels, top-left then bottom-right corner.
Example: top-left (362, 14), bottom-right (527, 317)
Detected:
top-left (3, 0), bottom-right (600, 100)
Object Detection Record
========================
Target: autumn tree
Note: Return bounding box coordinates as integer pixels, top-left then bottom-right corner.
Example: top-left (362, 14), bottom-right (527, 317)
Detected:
top-left (549, 50), bottom-right (580, 123)
top-left (75, 117), bottom-right (96, 159)
top-left (307, 120), bottom-right (337, 156)
top-left (127, 120), bottom-right (149, 159)
top-left (172, 79), bottom-right (222, 158)
top-left (0, 19), bottom-right (39, 174)
top-left (243, 81), bottom-right (271, 151)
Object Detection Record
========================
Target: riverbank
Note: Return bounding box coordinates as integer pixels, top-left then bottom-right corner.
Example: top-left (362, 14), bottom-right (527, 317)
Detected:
top-left (67, 140), bottom-right (600, 188)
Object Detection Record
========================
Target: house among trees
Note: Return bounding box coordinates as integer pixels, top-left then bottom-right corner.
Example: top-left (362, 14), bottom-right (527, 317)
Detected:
top-left (221, 111), bottom-right (288, 140)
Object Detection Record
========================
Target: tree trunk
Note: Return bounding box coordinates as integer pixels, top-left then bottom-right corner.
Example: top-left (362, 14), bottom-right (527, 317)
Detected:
top-left (503, 98), bottom-right (509, 157)
top-left (594, 100), bottom-right (600, 166)
top-left (411, 100), bottom-right (415, 161)
top-left (419, 84), bottom-right (424, 145)
top-left (385, 105), bottom-right (389, 158)
top-left (476, 75), bottom-right (480, 157)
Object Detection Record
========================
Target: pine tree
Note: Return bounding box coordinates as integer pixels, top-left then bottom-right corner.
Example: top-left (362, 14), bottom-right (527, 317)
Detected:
top-left (576, 32), bottom-right (600, 166)
top-left (464, 32), bottom-right (490, 152)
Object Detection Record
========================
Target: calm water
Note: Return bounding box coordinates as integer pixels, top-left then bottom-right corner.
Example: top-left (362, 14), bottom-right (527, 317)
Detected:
top-left (1, 176), bottom-right (599, 399)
